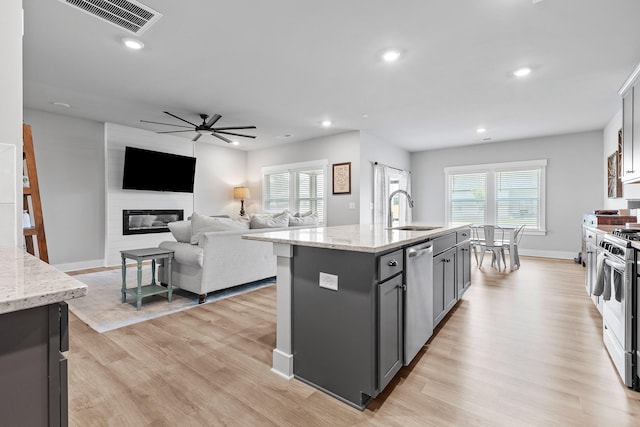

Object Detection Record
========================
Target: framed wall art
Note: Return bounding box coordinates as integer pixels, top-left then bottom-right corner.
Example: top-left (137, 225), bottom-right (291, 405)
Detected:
top-left (332, 162), bottom-right (351, 194)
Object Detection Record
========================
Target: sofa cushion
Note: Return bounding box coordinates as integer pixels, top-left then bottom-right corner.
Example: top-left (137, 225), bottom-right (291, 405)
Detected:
top-left (289, 213), bottom-right (319, 226)
top-left (190, 212), bottom-right (249, 244)
top-left (159, 241), bottom-right (203, 267)
top-left (250, 213), bottom-right (289, 229)
top-left (168, 220), bottom-right (192, 243)
top-left (294, 210), bottom-right (313, 218)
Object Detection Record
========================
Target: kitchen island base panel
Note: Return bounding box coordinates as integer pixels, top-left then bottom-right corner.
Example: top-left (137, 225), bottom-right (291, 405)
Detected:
top-left (292, 246), bottom-right (378, 409)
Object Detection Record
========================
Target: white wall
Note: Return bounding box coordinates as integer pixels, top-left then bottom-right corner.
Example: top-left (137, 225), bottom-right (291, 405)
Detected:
top-left (410, 131), bottom-right (604, 258)
top-left (105, 123), bottom-right (195, 266)
top-left (359, 131), bottom-right (411, 224)
top-left (193, 141), bottom-right (248, 217)
top-left (247, 131), bottom-right (361, 226)
top-left (23, 109), bottom-right (105, 269)
top-left (0, 1), bottom-right (22, 248)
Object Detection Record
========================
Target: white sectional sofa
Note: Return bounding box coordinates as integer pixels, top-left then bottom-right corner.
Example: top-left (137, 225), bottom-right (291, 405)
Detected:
top-left (157, 211), bottom-right (318, 303)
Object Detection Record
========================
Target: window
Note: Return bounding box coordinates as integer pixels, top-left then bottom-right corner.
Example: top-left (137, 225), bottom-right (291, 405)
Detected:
top-left (262, 160), bottom-right (328, 224)
top-left (445, 160), bottom-right (546, 233)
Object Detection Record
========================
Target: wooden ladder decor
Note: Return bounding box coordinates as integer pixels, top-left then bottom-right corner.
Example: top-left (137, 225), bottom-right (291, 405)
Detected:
top-left (22, 124), bottom-right (49, 263)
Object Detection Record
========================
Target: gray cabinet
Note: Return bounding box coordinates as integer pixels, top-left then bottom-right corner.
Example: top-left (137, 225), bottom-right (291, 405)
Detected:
top-left (0, 303), bottom-right (68, 426)
top-left (377, 274), bottom-right (403, 391)
top-left (433, 246), bottom-right (456, 326)
top-left (456, 241), bottom-right (471, 297)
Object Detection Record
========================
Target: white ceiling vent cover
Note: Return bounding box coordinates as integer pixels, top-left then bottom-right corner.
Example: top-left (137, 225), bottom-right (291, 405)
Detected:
top-left (58, 0), bottom-right (162, 35)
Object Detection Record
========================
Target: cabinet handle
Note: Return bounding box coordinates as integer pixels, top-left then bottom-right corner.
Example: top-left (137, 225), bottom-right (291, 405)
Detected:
top-left (626, 170), bottom-right (634, 174)
top-left (462, 233), bottom-right (468, 237)
top-left (388, 259), bottom-right (398, 267)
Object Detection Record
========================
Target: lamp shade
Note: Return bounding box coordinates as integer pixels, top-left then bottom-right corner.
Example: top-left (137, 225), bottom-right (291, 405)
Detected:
top-left (233, 186), bottom-right (250, 200)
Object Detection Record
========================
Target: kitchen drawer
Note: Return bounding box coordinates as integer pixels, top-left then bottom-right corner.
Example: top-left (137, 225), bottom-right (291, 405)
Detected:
top-left (456, 228), bottom-right (471, 243)
top-left (378, 249), bottom-right (403, 282)
top-left (585, 229), bottom-right (597, 244)
top-left (433, 233), bottom-right (457, 256)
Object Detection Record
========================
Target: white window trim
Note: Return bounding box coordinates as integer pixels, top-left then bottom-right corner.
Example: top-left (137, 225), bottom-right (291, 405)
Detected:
top-left (444, 159), bottom-right (547, 235)
top-left (261, 159), bottom-right (329, 224)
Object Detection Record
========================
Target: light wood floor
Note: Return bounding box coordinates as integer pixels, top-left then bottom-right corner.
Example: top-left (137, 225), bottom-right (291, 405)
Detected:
top-left (67, 257), bottom-right (640, 426)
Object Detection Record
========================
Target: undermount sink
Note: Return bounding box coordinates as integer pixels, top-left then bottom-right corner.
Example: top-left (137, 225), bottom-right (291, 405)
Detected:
top-left (390, 225), bottom-right (441, 231)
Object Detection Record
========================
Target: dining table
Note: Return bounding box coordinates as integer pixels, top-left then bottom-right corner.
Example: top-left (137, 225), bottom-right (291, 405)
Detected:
top-left (471, 224), bottom-right (518, 272)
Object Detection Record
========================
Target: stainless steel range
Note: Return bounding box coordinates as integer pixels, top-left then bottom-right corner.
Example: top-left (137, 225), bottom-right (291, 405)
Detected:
top-left (597, 229), bottom-right (638, 390)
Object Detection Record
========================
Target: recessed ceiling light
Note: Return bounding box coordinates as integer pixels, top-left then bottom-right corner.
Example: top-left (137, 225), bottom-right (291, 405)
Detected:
top-left (382, 50), bottom-right (401, 62)
top-left (513, 67), bottom-right (531, 77)
top-left (362, 114), bottom-right (369, 118)
top-left (232, 141), bottom-right (239, 146)
top-left (52, 101), bottom-right (71, 108)
top-left (122, 38), bottom-right (144, 50)
top-left (321, 120), bottom-right (332, 127)
top-left (476, 128), bottom-right (486, 133)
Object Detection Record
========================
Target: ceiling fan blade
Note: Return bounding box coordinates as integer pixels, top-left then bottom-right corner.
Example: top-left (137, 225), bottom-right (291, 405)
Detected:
top-left (211, 133), bottom-right (233, 144)
top-left (214, 130), bottom-right (256, 139)
top-left (205, 114), bottom-right (222, 127)
top-left (140, 120), bottom-right (192, 128)
top-left (192, 134), bottom-right (202, 142)
top-left (212, 126), bottom-right (257, 131)
top-left (156, 130), bottom-right (196, 134)
top-left (163, 111), bottom-right (198, 127)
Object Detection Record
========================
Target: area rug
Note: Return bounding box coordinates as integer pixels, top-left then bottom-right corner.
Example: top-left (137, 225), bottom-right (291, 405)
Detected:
top-left (67, 268), bottom-right (275, 333)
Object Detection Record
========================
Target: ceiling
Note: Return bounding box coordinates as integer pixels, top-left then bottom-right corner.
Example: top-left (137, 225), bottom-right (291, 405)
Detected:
top-left (22, 0), bottom-right (640, 152)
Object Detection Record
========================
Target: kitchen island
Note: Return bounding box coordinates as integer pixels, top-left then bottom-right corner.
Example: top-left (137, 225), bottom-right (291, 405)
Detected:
top-left (0, 247), bottom-right (87, 426)
top-left (243, 223), bottom-right (471, 409)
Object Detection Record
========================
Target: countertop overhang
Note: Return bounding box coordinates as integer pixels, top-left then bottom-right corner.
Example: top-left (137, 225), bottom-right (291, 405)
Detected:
top-left (0, 247), bottom-right (87, 314)
top-left (242, 223), bottom-right (470, 253)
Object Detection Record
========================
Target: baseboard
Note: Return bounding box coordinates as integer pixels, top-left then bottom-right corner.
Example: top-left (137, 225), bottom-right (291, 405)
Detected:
top-left (53, 259), bottom-right (106, 273)
top-left (518, 249), bottom-right (576, 260)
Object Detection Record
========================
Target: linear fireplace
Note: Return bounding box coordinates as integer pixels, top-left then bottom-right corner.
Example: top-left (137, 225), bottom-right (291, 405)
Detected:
top-left (122, 209), bottom-right (184, 235)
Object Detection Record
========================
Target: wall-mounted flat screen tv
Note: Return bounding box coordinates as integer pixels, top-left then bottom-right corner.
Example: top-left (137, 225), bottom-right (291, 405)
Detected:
top-left (122, 146), bottom-right (196, 193)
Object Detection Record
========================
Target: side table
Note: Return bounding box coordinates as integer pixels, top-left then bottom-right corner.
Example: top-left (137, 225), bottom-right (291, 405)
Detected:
top-left (120, 247), bottom-right (174, 311)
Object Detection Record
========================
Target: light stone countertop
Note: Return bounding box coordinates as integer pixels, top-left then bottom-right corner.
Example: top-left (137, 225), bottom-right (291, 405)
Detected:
top-left (243, 223), bottom-right (469, 253)
top-left (0, 247), bottom-right (87, 315)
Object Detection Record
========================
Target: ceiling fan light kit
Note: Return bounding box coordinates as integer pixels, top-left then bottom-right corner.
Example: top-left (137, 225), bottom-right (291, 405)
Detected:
top-left (140, 111), bottom-right (256, 143)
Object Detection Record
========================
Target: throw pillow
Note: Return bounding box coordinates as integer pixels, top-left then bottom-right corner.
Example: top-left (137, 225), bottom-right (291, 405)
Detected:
top-left (167, 220), bottom-right (192, 243)
top-left (249, 213), bottom-right (290, 229)
top-left (190, 212), bottom-right (250, 244)
top-left (293, 210), bottom-right (313, 218)
top-left (289, 213), bottom-right (319, 226)
top-left (140, 215), bottom-right (156, 227)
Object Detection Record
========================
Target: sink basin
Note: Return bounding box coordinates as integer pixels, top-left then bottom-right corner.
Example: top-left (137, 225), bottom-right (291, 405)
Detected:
top-left (390, 225), bottom-right (441, 231)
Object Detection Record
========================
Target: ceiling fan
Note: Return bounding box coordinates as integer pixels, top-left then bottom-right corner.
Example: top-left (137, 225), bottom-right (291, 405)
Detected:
top-left (141, 111), bottom-right (256, 143)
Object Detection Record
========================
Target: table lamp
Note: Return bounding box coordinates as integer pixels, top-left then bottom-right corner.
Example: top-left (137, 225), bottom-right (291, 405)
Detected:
top-left (233, 186), bottom-right (251, 216)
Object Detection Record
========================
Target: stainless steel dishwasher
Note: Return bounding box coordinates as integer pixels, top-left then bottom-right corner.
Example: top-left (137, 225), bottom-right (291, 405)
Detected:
top-left (404, 241), bottom-right (434, 365)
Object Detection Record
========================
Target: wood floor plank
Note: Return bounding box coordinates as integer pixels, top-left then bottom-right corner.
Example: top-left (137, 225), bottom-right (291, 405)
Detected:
top-left (66, 256), bottom-right (640, 425)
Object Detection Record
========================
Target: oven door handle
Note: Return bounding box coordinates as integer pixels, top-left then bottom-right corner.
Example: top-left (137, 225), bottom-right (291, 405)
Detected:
top-left (604, 257), bottom-right (626, 273)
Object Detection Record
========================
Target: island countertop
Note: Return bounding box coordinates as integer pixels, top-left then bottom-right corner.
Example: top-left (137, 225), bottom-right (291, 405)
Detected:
top-left (242, 222), bottom-right (469, 253)
top-left (0, 247), bottom-right (87, 315)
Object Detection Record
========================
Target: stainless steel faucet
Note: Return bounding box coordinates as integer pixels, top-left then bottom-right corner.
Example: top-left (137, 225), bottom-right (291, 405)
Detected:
top-left (388, 189), bottom-right (414, 228)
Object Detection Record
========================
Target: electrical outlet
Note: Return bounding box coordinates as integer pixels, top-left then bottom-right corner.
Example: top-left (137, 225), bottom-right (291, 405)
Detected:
top-left (319, 272), bottom-right (338, 291)
top-left (348, 202), bottom-right (356, 210)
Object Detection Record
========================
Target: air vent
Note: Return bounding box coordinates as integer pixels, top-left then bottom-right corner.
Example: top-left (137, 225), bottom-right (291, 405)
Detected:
top-left (58, 0), bottom-right (162, 35)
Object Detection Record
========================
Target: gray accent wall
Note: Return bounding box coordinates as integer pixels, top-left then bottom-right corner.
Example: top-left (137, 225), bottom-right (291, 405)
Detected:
top-left (410, 131), bottom-right (604, 258)
top-left (247, 131), bottom-right (361, 226)
top-left (23, 109), bottom-right (105, 268)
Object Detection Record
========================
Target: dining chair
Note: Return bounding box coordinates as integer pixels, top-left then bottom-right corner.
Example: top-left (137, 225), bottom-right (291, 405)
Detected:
top-left (503, 224), bottom-right (525, 269)
top-left (477, 225), bottom-right (507, 271)
top-left (470, 225), bottom-right (483, 267)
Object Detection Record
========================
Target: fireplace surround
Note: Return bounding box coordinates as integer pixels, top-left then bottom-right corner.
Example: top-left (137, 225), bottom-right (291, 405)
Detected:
top-left (122, 209), bottom-right (184, 235)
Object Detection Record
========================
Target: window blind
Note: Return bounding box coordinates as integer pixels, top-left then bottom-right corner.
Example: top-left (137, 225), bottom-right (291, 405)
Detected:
top-left (495, 168), bottom-right (541, 229)
top-left (448, 172), bottom-right (487, 226)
